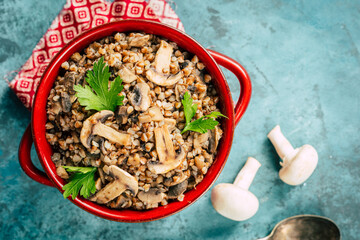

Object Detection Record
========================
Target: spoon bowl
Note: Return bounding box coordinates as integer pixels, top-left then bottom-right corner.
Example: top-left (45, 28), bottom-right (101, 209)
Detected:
top-left (259, 215), bottom-right (341, 240)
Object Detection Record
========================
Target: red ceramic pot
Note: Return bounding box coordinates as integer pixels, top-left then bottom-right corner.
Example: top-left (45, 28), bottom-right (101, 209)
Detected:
top-left (18, 20), bottom-right (251, 222)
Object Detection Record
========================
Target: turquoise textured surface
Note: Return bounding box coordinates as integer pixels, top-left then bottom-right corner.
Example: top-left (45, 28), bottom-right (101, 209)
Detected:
top-left (0, 0), bottom-right (359, 239)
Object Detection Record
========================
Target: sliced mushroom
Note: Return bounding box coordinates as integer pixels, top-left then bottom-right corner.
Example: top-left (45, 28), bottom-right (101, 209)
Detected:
top-left (168, 180), bottom-right (188, 199)
top-left (194, 132), bottom-right (210, 149)
top-left (129, 34), bottom-right (150, 47)
top-left (164, 118), bottom-right (176, 131)
top-left (61, 92), bottom-right (72, 113)
top-left (90, 165), bottom-right (138, 204)
top-left (116, 106), bottom-right (129, 125)
top-left (154, 40), bottom-right (173, 72)
top-left (187, 176), bottom-right (197, 189)
top-left (118, 66), bottom-right (138, 83)
top-left (145, 40), bottom-right (184, 86)
top-left (138, 188), bottom-right (165, 205)
top-left (129, 83), bottom-right (151, 112)
top-left (138, 106), bottom-right (164, 123)
top-left (175, 145), bottom-right (187, 163)
top-left (208, 126), bottom-right (222, 153)
top-left (95, 178), bottom-right (102, 191)
top-left (80, 110), bottom-right (131, 149)
top-left (98, 168), bottom-right (105, 184)
top-left (164, 171), bottom-right (188, 187)
top-left (146, 69), bottom-right (184, 87)
top-left (148, 128), bottom-right (186, 174)
top-left (99, 138), bottom-right (107, 155)
top-left (153, 124), bottom-right (175, 163)
top-left (110, 193), bottom-right (132, 208)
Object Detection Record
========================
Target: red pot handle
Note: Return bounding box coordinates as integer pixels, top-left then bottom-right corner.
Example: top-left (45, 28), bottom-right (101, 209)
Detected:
top-left (18, 124), bottom-right (54, 187)
top-left (208, 49), bottom-right (252, 126)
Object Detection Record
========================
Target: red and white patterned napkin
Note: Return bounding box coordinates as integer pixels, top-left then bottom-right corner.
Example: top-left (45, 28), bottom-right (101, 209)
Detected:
top-left (8, 0), bottom-right (184, 109)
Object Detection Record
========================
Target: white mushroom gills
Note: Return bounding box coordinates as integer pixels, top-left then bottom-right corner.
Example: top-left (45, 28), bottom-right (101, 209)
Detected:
top-left (267, 125), bottom-right (318, 186)
top-left (211, 157), bottom-right (261, 221)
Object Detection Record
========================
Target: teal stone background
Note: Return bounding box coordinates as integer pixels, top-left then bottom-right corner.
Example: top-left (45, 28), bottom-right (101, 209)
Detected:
top-left (0, 0), bottom-right (359, 239)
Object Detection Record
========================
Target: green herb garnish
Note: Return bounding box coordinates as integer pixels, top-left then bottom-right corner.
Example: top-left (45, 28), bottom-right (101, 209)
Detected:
top-left (181, 91), bottom-right (227, 134)
top-left (73, 57), bottom-right (124, 112)
top-left (62, 166), bottom-right (97, 200)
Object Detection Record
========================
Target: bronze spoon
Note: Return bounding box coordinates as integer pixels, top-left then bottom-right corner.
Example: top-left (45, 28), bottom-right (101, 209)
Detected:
top-left (258, 215), bottom-right (341, 240)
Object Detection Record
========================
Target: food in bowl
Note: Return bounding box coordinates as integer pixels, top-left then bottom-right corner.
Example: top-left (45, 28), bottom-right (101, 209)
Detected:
top-left (45, 32), bottom-right (226, 210)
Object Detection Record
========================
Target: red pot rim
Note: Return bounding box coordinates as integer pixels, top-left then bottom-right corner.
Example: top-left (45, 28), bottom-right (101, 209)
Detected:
top-left (31, 20), bottom-right (242, 222)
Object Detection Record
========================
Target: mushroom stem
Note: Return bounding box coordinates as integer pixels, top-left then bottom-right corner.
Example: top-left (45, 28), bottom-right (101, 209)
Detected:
top-left (93, 124), bottom-right (130, 146)
top-left (233, 157), bottom-right (261, 190)
top-left (267, 125), bottom-right (295, 163)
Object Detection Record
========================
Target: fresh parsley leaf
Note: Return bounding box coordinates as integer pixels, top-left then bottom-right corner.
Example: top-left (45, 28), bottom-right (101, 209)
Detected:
top-left (181, 91), bottom-right (227, 134)
top-left (62, 166), bottom-right (97, 200)
top-left (182, 118), bottom-right (219, 134)
top-left (182, 91), bottom-right (198, 125)
top-left (73, 57), bottom-right (124, 112)
top-left (62, 166), bottom-right (95, 174)
top-left (204, 111), bottom-right (227, 119)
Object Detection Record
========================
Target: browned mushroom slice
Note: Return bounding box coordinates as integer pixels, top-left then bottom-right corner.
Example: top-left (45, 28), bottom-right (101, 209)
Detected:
top-left (208, 126), bottom-right (222, 153)
top-left (154, 40), bottom-right (173, 72)
top-left (175, 145), bottom-right (187, 163)
top-left (138, 188), bottom-right (165, 205)
top-left (153, 124), bottom-right (175, 164)
top-left (164, 171), bottom-right (188, 187)
top-left (61, 92), bottom-right (72, 113)
top-left (116, 106), bottom-right (129, 125)
top-left (164, 118), bottom-right (176, 131)
top-left (90, 165), bottom-right (138, 204)
top-left (194, 132), bottom-right (210, 149)
top-left (80, 110), bottom-right (131, 148)
top-left (168, 180), bottom-right (188, 199)
top-left (129, 34), bottom-right (150, 47)
top-left (118, 66), bottom-right (137, 83)
top-left (110, 193), bottom-right (132, 208)
top-left (146, 69), bottom-right (183, 87)
top-left (129, 83), bottom-right (151, 112)
top-left (145, 40), bottom-right (184, 86)
top-left (148, 129), bottom-right (186, 174)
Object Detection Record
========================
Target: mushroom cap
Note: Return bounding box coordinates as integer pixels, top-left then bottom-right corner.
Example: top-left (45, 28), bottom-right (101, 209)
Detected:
top-left (129, 82), bottom-right (151, 112)
top-left (279, 144), bottom-right (318, 185)
top-left (138, 188), bottom-right (165, 205)
top-left (80, 110), bottom-right (114, 148)
top-left (211, 183), bottom-right (259, 221)
top-left (168, 180), bottom-right (188, 199)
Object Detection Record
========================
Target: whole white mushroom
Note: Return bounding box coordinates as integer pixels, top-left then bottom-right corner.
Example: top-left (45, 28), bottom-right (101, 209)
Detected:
top-left (211, 157), bottom-right (261, 221)
top-left (267, 125), bottom-right (318, 186)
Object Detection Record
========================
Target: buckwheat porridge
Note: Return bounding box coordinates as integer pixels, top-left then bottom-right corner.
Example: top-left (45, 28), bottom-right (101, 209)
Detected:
top-left (45, 32), bottom-right (225, 210)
